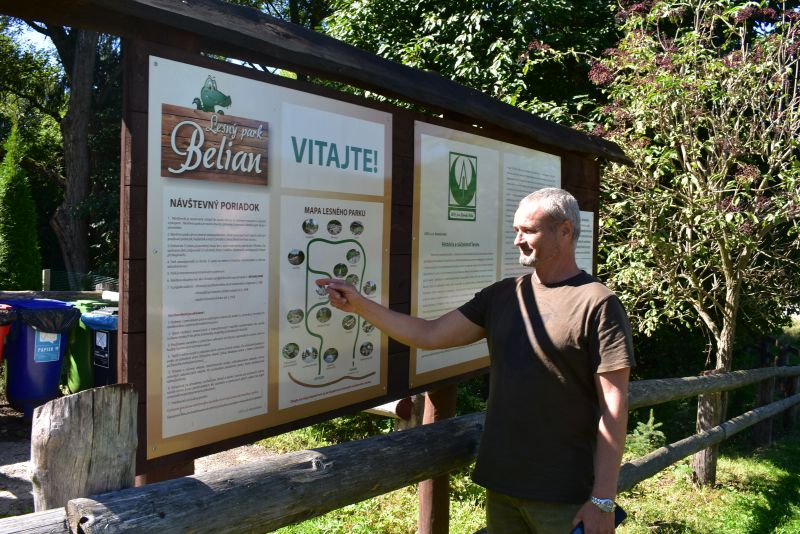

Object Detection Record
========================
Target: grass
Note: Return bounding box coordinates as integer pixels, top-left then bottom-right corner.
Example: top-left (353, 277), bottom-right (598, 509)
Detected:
top-left (617, 424), bottom-right (800, 533)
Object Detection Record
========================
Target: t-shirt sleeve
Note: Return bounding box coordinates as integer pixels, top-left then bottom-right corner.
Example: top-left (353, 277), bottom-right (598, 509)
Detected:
top-left (458, 284), bottom-right (493, 328)
top-left (591, 295), bottom-right (636, 373)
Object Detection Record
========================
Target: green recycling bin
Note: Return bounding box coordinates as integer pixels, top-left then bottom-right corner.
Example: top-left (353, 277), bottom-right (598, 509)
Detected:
top-left (66, 299), bottom-right (114, 393)
top-left (81, 307), bottom-right (118, 387)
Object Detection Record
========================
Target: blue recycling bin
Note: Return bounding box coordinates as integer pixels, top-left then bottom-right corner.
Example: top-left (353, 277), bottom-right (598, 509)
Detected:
top-left (80, 307), bottom-right (118, 387)
top-left (0, 299), bottom-right (80, 419)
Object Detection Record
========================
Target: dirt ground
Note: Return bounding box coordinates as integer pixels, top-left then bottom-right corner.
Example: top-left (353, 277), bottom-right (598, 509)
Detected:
top-left (0, 400), bottom-right (275, 518)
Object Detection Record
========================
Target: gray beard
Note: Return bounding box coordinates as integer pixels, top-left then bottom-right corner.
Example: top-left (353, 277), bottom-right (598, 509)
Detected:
top-left (518, 253), bottom-right (535, 267)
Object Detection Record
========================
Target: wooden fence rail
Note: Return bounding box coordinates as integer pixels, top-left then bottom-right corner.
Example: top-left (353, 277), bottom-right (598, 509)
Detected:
top-left (627, 366), bottom-right (800, 410)
top-left (1, 365), bottom-right (799, 533)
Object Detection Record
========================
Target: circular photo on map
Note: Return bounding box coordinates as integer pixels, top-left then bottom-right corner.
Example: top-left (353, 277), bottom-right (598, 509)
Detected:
top-left (302, 347), bottom-right (318, 363)
top-left (346, 248), bottom-right (361, 265)
top-left (323, 348), bottom-right (339, 363)
top-left (333, 263), bottom-right (348, 278)
top-left (345, 274), bottom-right (359, 286)
top-left (288, 249), bottom-right (305, 266)
top-left (286, 309), bottom-right (304, 324)
top-left (315, 284), bottom-right (328, 297)
top-left (316, 306), bottom-right (332, 323)
top-left (302, 218), bottom-right (319, 235)
top-left (327, 220), bottom-right (342, 236)
top-left (342, 315), bottom-right (356, 330)
top-left (363, 281), bottom-right (377, 295)
top-left (362, 321), bottom-right (375, 334)
top-left (350, 221), bottom-right (364, 236)
top-left (359, 342), bottom-right (374, 356)
top-left (282, 343), bottom-right (299, 359)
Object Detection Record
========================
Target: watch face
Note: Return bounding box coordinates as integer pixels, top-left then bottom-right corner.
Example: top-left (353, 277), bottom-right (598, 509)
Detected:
top-left (591, 497), bottom-right (616, 512)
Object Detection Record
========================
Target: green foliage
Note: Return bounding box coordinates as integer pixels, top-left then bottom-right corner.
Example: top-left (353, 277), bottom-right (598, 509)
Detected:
top-left (625, 409), bottom-right (666, 460)
top-left (584, 1), bottom-right (800, 373)
top-left (325, 0), bottom-right (618, 121)
top-left (0, 20), bottom-right (66, 271)
top-left (0, 125), bottom-right (41, 289)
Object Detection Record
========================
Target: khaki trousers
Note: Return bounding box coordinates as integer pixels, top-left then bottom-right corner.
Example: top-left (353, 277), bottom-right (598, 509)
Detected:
top-left (486, 490), bottom-right (582, 534)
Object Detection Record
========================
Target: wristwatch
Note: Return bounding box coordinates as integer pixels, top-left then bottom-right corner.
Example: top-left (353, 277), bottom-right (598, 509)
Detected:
top-left (590, 496), bottom-right (616, 513)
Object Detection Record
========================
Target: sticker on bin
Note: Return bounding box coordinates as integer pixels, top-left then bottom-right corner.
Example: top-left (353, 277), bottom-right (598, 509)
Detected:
top-left (94, 331), bottom-right (110, 368)
top-left (34, 331), bottom-right (62, 362)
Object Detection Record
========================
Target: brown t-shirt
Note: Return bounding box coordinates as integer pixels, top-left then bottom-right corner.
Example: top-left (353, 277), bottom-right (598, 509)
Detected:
top-left (458, 271), bottom-right (635, 503)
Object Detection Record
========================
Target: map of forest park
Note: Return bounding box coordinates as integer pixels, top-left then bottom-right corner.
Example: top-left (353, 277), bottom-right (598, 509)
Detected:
top-left (279, 199), bottom-right (382, 397)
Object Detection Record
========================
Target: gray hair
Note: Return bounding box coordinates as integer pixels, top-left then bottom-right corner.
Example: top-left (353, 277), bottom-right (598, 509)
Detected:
top-left (519, 188), bottom-right (581, 245)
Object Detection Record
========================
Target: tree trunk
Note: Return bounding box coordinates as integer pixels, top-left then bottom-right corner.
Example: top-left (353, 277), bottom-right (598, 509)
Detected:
top-left (692, 298), bottom-right (739, 486)
top-left (691, 390), bottom-right (721, 485)
top-left (51, 29), bottom-right (97, 288)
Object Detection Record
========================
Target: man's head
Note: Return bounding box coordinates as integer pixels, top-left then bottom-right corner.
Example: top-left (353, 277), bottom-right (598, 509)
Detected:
top-left (513, 188), bottom-right (580, 270)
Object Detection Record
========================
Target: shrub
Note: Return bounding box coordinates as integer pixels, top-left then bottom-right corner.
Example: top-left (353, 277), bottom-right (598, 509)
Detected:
top-left (625, 409), bottom-right (666, 459)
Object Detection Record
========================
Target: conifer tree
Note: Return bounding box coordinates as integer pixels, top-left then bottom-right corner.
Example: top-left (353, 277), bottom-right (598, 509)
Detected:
top-left (0, 125), bottom-right (42, 289)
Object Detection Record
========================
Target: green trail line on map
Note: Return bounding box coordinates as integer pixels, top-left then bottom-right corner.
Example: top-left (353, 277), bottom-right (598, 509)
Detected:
top-left (287, 370), bottom-right (377, 388)
top-left (305, 237), bottom-right (367, 375)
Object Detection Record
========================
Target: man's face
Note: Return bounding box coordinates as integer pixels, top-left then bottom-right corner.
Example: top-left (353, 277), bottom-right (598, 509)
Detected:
top-left (513, 202), bottom-right (569, 268)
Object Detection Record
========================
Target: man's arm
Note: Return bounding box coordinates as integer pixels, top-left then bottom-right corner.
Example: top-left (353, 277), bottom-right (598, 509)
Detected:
top-left (572, 366), bottom-right (630, 534)
top-left (317, 278), bottom-right (485, 349)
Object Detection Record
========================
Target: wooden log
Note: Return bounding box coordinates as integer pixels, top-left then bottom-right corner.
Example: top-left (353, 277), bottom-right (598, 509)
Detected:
top-left (619, 392), bottom-right (800, 492)
top-left (66, 412), bottom-right (484, 533)
top-left (31, 384), bottom-right (138, 512)
top-left (364, 398), bottom-right (414, 420)
top-left (0, 508), bottom-right (69, 534)
top-left (628, 366), bottom-right (800, 410)
top-left (419, 386), bottom-right (458, 534)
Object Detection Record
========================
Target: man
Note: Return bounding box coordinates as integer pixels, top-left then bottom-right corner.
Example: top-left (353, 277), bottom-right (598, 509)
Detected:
top-left (319, 188), bottom-right (634, 533)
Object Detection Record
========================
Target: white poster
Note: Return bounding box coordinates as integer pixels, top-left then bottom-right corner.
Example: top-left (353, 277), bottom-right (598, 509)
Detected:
top-left (278, 195), bottom-right (384, 408)
top-left (160, 183), bottom-right (269, 437)
top-left (413, 131), bottom-right (499, 374)
top-left (412, 122), bottom-right (568, 385)
top-left (576, 211), bottom-right (595, 274)
top-left (500, 149), bottom-right (561, 279)
top-left (146, 55), bottom-right (391, 456)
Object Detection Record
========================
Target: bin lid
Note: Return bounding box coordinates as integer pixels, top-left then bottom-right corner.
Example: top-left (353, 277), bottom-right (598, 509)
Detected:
top-left (0, 299), bottom-right (81, 333)
top-left (71, 299), bottom-right (113, 313)
top-left (81, 310), bottom-right (118, 331)
top-left (0, 304), bottom-right (16, 326)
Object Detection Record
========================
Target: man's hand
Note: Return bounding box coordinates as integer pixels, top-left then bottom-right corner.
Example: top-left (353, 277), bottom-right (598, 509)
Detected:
top-left (316, 278), bottom-right (362, 313)
top-left (572, 500), bottom-right (615, 534)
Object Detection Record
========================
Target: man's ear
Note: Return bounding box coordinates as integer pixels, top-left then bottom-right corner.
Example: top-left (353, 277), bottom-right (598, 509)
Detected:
top-left (559, 219), bottom-right (573, 240)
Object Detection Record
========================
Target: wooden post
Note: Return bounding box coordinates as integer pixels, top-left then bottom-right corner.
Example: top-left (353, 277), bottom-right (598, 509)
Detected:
top-left (418, 385), bottom-right (458, 534)
top-left (30, 384), bottom-right (138, 511)
top-left (41, 269), bottom-right (51, 291)
top-left (780, 345), bottom-right (799, 428)
top-left (752, 338), bottom-right (776, 446)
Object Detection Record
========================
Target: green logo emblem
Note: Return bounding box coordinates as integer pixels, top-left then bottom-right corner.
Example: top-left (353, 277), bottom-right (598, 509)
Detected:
top-left (192, 75), bottom-right (232, 114)
top-left (448, 152), bottom-right (477, 221)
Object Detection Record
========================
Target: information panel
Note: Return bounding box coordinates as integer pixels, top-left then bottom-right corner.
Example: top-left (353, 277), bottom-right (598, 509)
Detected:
top-left (410, 122), bottom-right (564, 387)
top-left (147, 56), bottom-right (391, 458)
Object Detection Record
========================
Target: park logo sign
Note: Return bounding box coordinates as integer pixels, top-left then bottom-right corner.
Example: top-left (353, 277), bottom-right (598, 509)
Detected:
top-left (448, 151), bottom-right (477, 221)
top-left (160, 75), bottom-right (269, 186)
